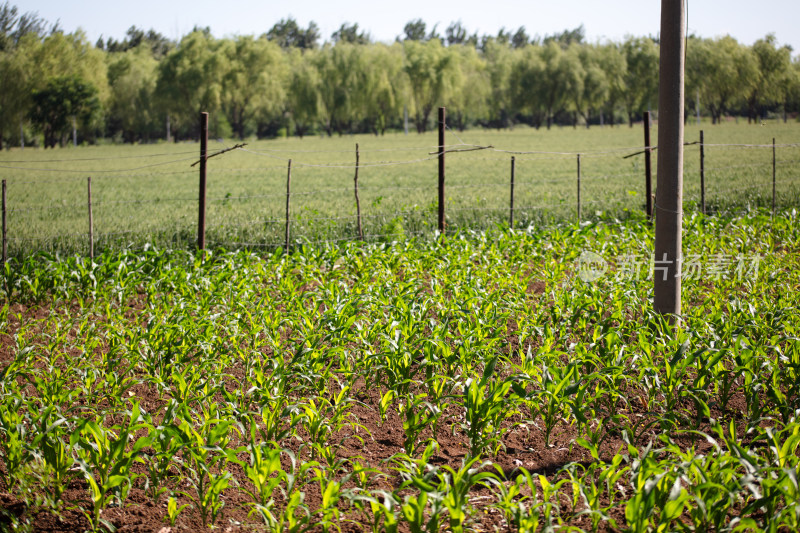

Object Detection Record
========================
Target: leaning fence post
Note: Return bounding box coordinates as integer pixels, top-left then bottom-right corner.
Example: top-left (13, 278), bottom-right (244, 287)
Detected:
top-left (438, 107), bottom-right (446, 236)
top-left (509, 156), bottom-right (516, 228)
top-left (700, 130), bottom-right (705, 215)
top-left (87, 177), bottom-right (94, 260)
top-left (354, 143), bottom-right (363, 240)
top-left (285, 159), bottom-right (292, 254)
top-left (1, 179), bottom-right (6, 267)
top-left (772, 137), bottom-right (776, 214)
top-left (198, 111), bottom-right (208, 251)
top-left (577, 154), bottom-right (582, 222)
top-left (644, 111), bottom-right (653, 221)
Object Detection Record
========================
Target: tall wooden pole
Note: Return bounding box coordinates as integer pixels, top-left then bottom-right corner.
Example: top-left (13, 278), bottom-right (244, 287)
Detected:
top-left (653, 0), bottom-right (685, 319)
top-left (198, 112), bottom-right (208, 251)
top-left (438, 107), bottom-right (446, 235)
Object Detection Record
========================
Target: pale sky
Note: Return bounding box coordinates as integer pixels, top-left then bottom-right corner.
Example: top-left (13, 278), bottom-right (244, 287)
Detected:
top-left (15, 0), bottom-right (800, 55)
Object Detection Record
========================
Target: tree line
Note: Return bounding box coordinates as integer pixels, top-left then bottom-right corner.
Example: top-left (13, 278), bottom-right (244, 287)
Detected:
top-left (1, 3), bottom-right (799, 148)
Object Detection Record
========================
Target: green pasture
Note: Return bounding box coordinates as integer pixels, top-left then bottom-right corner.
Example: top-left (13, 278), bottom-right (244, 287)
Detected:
top-left (1, 119), bottom-right (799, 258)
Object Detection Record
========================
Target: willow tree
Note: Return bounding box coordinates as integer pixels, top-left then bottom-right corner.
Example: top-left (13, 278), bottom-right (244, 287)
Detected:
top-left (359, 43), bottom-right (405, 135)
top-left (481, 39), bottom-right (515, 129)
top-left (220, 36), bottom-right (286, 140)
top-left (403, 39), bottom-right (461, 133)
top-left (445, 44), bottom-right (489, 131)
top-left (622, 36), bottom-right (659, 126)
top-left (107, 44), bottom-right (160, 142)
top-left (155, 30), bottom-right (225, 139)
top-left (314, 43), bottom-right (362, 135)
top-left (285, 47), bottom-right (320, 138)
top-left (690, 36), bottom-right (757, 124)
top-left (570, 43), bottom-right (611, 128)
top-left (746, 34), bottom-right (792, 123)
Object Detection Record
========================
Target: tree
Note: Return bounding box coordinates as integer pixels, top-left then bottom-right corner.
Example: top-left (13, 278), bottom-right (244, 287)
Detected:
top-left (102, 26), bottom-right (174, 58)
top-left (597, 42), bottom-right (626, 126)
top-left (446, 21), bottom-right (468, 46)
top-left (537, 41), bottom-right (582, 129)
top-left (285, 48), bottom-right (320, 138)
top-left (359, 43), bottom-right (406, 134)
top-left (265, 18), bottom-right (319, 49)
top-left (445, 45), bottom-right (487, 130)
top-left (403, 39), bottom-right (460, 132)
top-left (30, 75), bottom-right (99, 147)
top-left (690, 36), bottom-right (757, 124)
top-left (155, 31), bottom-right (225, 139)
top-left (315, 43), bottom-right (362, 135)
top-left (220, 36), bottom-right (286, 139)
top-left (570, 43), bottom-right (609, 128)
top-left (402, 19), bottom-right (427, 41)
top-left (0, 2), bottom-right (47, 51)
top-left (332, 23), bottom-right (369, 45)
top-left (509, 45), bottom-right (546, 128)
top-left (746, 34), bottom-right (792, 123)
top-left (482, 39), bottom-right (515, 128)
top-left (106, 44), bottom-right (160, 142)
top-left (511, 27), bottom-right (529, 49)
top-left (622, 36), bottom-right (659, 126)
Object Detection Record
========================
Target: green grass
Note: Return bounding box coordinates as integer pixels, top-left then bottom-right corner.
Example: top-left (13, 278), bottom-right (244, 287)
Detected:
top-left (1, 119), bottom-right (799, 258)
top-left (2, 210), bottom-right (800, 531)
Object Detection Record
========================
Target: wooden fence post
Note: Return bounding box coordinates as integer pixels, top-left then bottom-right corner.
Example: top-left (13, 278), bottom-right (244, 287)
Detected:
top-left (438, 107), bottom-right (446, 235)
top-left (198, 112), bottom-right (208, 251)
top-left (700, 130), bottom-right (705, 215)
top-left (354, 143), bottom-right (363, 240)
top-left (577, 154), bottom-right (582, 222)
top-left (285, 159), bottom-right (292, 253)
top-left (1, 179), bottom-right (6, 266)
top-left (772, 137), bottom-right (777, 214)
top-left (509, 156), bottom-right (516, 228)
top-left (644, 111), bottom-right (653, 220)
top-left (87, 177), bottom-right (94, 260)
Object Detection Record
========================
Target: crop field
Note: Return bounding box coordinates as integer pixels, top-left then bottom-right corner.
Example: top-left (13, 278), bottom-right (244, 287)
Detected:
top-left (0, 121), bottom-right (799, 258)
top-left (1, 208), bottom-right (800, 531)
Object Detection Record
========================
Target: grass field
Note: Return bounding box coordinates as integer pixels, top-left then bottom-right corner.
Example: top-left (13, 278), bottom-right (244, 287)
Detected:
top-left (1, 119), bottom-right (799, 258)
top-left (1, 211), bottom-right (799, 531)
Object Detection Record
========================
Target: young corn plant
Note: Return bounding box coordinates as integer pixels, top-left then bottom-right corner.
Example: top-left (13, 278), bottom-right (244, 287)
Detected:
top-left (439, 456), bottom-right (499, 533)
top-left (70, 403), bottom-right (152, 530)
top-left (400, 393), bottom-right (441, 455)
top-left (175, 417), bottom-right (240, 528)
top-left (460, 356), bottom-right (514, 457)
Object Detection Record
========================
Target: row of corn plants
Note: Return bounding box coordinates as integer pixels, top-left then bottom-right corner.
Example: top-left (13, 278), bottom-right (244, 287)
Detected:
top-left (1, 208), bottom-right (799, 531)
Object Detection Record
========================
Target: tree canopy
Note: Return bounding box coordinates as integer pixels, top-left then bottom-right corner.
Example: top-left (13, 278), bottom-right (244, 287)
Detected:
top-left (1, 6), bottom-right (799, 147)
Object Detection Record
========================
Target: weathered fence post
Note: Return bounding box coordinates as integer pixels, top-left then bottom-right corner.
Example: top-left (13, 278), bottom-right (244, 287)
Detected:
top-left (87, 177), bottom-right (94, 260)
top-left (700, 130), bottom-right (705, 215)
top-left (285, 159), bottom-right (292, 253)
top-left (1, 179), bottom-right (6, 266)
top-left (772, 137), bottom-right (777, 214)
top-left (354, 143), bottom-right (363, 240)
top-left (644, 111), bottom-right (653, 220)
top-left (576, 154), bottom-right (582, 222)
top-left (198, 112), bottom-right (208, 251)
top-left (509, 156), bottom-right (516, 228)
top-left (438, 107), bottom-right (446, 235)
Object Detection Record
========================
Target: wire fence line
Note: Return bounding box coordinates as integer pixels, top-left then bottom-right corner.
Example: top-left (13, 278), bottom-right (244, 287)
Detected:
top-left (1, 127), bottom-right (799, 262)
